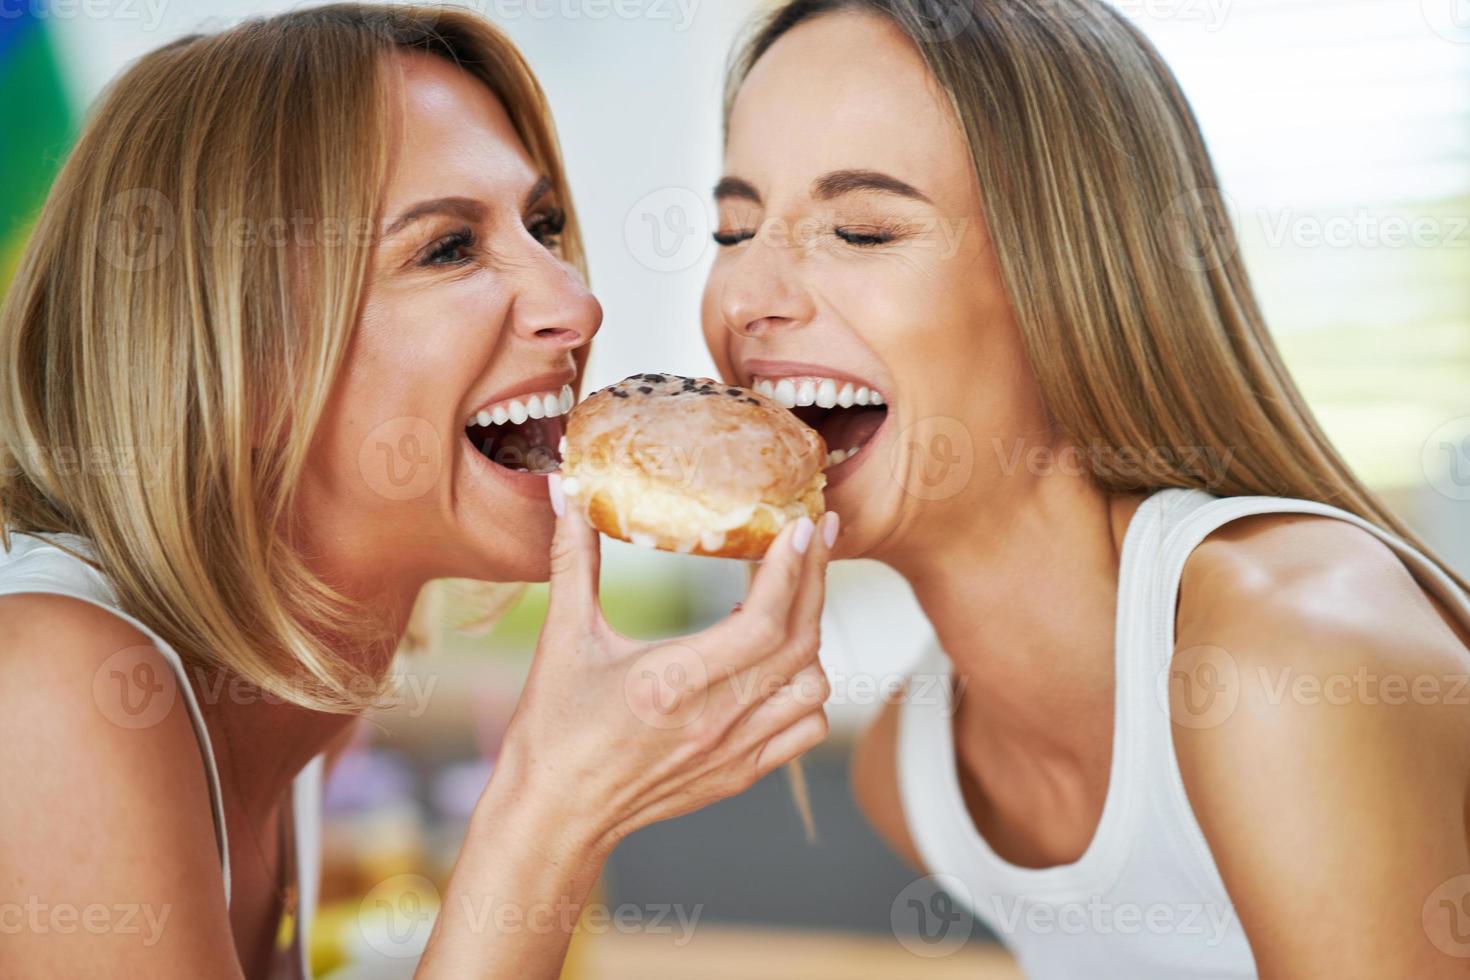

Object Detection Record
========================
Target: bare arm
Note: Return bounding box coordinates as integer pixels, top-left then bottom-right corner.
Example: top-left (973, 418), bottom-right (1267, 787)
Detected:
top-left (0, 595), bottom-right (243, 979)
top-left (1174, 515), bottom-right (1470, 977)
top-left (415, 488), bottom-right (835, 977)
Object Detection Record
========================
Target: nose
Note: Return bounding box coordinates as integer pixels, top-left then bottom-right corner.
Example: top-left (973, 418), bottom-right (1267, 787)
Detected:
top-left (715, 235), bottom-right (816, 338)
top-left (511, 251), bottom-right (603, 351)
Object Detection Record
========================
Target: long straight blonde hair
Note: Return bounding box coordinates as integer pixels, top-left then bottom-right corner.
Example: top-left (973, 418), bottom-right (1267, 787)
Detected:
top-left (0, 5), bottom-right (586, 710)
top-left (730, 0), bottom-right (1467, 592)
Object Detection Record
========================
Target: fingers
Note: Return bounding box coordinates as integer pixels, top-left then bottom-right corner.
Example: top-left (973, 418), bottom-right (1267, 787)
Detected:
top-left (699, 512), bottom-right (835, 672)
top-left (754, 709), bottom-right (829, 773)
top-left (788, 512), bottom-right (838, 634)
top-left (732, 662), bottom-right (830, 754)
top-left (545, 473), bottom-right (602, 627)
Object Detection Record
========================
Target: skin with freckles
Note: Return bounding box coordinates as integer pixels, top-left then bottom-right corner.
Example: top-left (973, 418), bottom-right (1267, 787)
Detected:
top-left (709, 11), bottom-right (1470, 975)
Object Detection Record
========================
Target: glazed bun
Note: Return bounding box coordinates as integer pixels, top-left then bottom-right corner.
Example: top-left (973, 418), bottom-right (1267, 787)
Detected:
top-left (559, 374), bottom-right (826, 560)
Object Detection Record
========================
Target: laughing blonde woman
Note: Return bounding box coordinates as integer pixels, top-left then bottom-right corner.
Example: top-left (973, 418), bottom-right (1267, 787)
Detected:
top-left (700, 0), bottom-right (1470, 975)
top-left (0, 6), bottom-right (836, 977)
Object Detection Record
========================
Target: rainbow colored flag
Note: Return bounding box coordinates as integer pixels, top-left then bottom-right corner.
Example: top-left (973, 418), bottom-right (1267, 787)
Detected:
top-left (1, 4), bottom-right (75, 292)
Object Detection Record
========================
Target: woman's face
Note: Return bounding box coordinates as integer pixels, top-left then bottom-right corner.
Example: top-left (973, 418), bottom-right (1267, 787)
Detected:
top-left (305, 51), bottom-right (600, 592)
top-left (702, 12), bottom-right (1049, 563)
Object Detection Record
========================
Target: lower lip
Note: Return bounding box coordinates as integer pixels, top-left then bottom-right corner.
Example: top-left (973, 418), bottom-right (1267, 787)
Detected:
top-left (822, 411), bottom-right (892, 490)
top-left (460, 436), bottom-right (556, 501)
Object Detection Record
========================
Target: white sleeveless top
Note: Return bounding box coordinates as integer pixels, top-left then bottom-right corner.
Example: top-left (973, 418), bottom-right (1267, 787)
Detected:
top-left (0, 529), bottom-right (323, 979)
top-left (897, 489), bottom-right (1470, 978)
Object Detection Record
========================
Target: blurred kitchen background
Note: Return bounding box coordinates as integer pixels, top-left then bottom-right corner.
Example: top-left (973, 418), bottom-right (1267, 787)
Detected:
top-left (3, 0), bottom-right (1468, 976)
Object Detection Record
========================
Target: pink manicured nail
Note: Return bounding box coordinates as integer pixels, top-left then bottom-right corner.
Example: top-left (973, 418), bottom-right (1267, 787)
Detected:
top-left (547, 473), bottom-right (566, 517)
top-left (821, 511), bottom-right (840, 548)
top-left (791, 517), bottom-right (815, 555)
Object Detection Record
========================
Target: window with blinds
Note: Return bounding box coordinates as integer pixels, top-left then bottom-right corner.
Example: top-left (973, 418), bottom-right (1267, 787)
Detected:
top-left (1130, 0), bottom-right (1470, 492)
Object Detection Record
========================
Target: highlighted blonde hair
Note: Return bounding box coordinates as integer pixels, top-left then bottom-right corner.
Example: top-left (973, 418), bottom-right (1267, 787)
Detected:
top-left (0, 4), bottom-right (584, 710)
top-left (729, 0), bottom-right (1467, 592)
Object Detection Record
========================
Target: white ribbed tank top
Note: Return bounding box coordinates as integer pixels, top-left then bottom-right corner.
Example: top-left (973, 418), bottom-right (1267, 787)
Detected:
top-left (0, 529), bottom-right (323, 979)
top-left (897, 488), bottom-right (1470, 978)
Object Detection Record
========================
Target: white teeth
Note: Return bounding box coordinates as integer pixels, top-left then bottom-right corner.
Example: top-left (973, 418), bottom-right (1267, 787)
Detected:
top-left (474, 384), bottom-right (576, 428)
top-left (825, 447), bottom-right (862, 467)
top-left (752, 375), bottom-right (888, 412)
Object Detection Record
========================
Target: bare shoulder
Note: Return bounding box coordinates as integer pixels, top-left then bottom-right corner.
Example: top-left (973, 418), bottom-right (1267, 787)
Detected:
top-left (1180, 511), bottom-right (1470, 684)
top-left (1168, 513), bottom-right (1470, 972)
top-left (0, 593), bottom-right (234, 975)
top-left (850, 700), bottom-right (926, 872)
top-left (1174, 509), bottom-right (1470, 765)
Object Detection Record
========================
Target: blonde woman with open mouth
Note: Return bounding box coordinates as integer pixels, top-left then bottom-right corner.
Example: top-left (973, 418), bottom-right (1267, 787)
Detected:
top-left (0, 6), bottom-right (838, 978)
top-left (701, 0), bottom-right (1470, 975)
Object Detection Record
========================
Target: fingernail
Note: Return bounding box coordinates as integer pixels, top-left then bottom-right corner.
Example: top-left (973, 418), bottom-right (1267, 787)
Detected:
top-left (791, 516), bottom-right (815, 555)
top-left (547, 473), bottom-right (566, 517)
top-left (821, 511), bottom-right (840, 549)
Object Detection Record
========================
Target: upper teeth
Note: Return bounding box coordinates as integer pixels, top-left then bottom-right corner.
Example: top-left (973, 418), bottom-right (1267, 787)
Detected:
top-left (752, 376), bottom-right (885, 410)
top-left (469, 385), bottom-right (575, 427)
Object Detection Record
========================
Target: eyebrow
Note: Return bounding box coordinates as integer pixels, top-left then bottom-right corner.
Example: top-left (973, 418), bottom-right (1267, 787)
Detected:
top-left (712, 169), bottom-right (932, 206)
top-left (382, 176), bottom-right (556, 239)
top-left (813, 169), bottom-right (931, 203)
top-left (713, 176), bottom-right (762, 204)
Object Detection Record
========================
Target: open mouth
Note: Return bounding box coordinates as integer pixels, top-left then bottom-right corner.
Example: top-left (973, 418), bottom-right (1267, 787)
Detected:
top-left (751, 375), bottom-right (889, 469)
top-left (464, 384), bottom-right (574, 475)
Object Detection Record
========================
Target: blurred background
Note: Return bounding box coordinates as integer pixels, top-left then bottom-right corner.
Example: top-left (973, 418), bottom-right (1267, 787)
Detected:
top-left (3, 0), bottom-right (1468, 976)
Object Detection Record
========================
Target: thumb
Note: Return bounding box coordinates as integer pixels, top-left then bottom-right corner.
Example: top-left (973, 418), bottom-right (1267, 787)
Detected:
top-left (545, 473), bottom-right (602, 624)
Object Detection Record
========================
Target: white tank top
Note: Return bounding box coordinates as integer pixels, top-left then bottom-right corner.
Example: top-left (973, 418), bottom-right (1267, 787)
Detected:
top-left (0, 529), bottom-right (323, 979)
top-left (897, 488), bottom-right (1470, 978)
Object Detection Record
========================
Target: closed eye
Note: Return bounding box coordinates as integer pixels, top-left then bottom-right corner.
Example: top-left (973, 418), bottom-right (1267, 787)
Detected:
top-left (714, 229), bottom-right (756, 247)
top-left (835, 226), bottom-right (896, 247)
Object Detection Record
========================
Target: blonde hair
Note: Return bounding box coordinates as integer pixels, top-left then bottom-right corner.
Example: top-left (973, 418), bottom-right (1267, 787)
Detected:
top-left (730, 0), bottom-right (1467, 592)
top-left (0, 4), bottom-right (585, 710)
